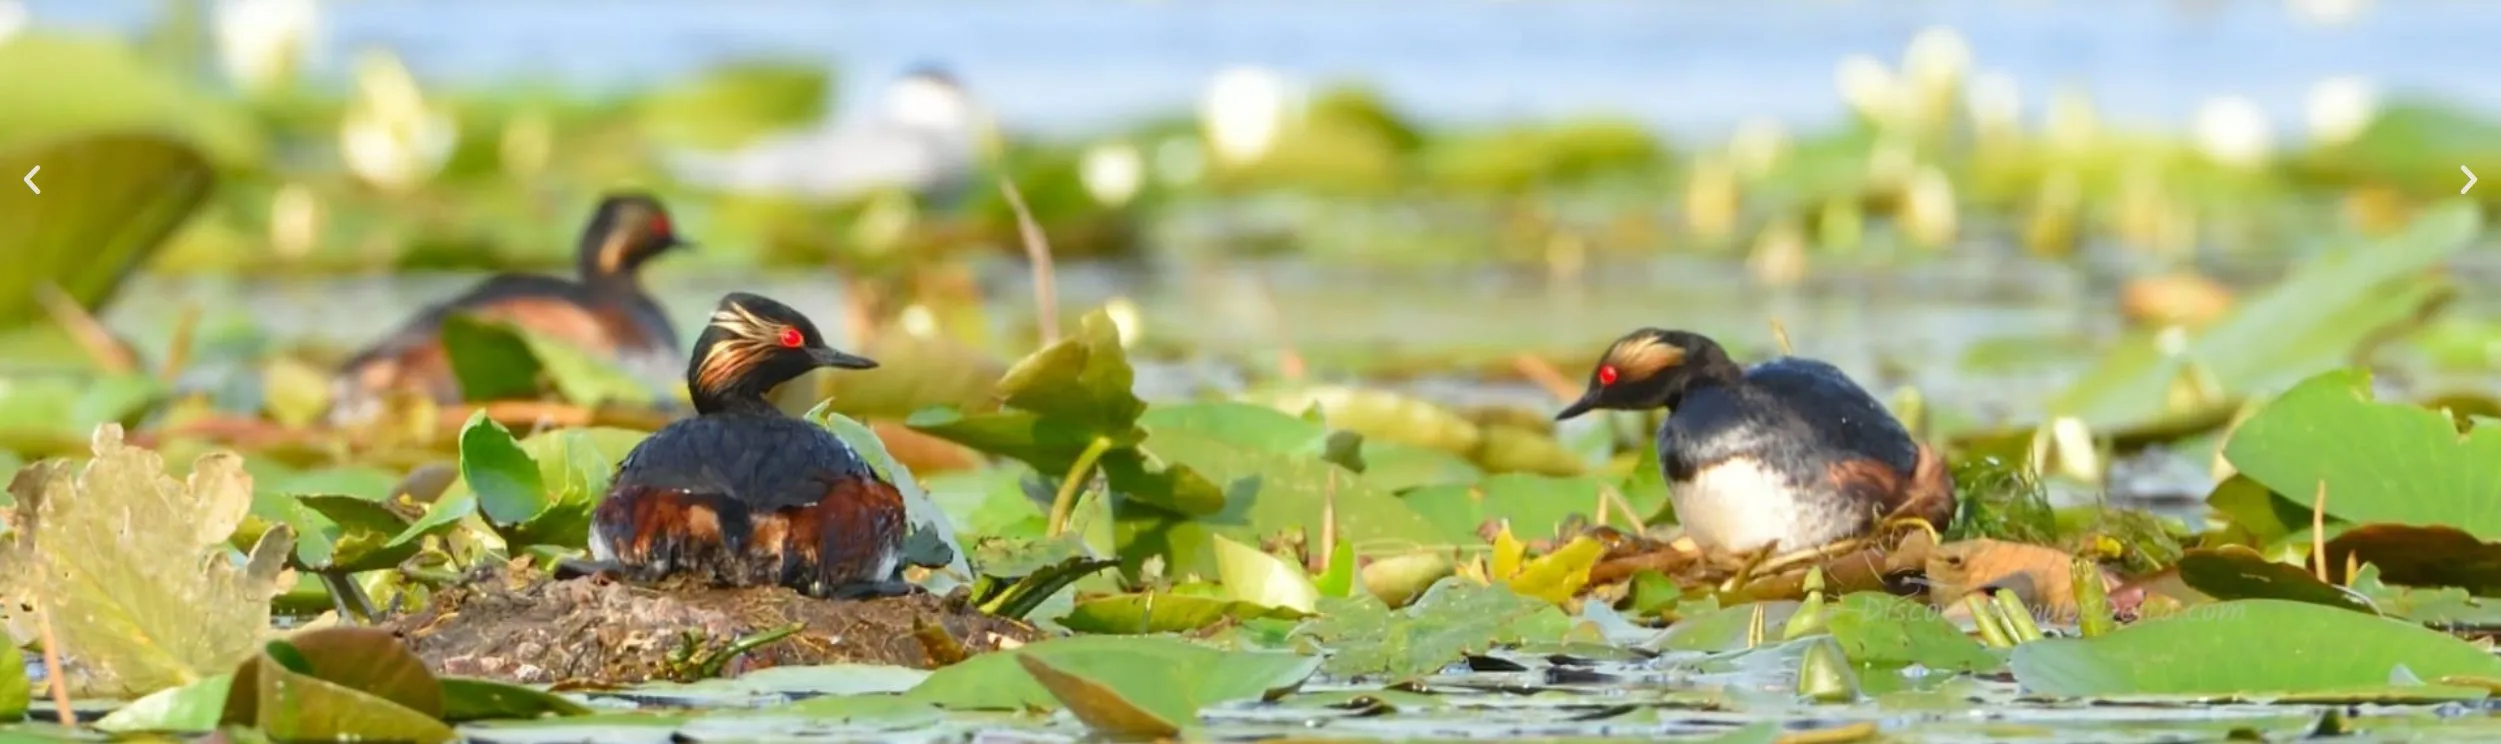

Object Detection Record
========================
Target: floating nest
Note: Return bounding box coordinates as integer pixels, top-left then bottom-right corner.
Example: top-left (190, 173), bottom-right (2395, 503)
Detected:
top-left (383, 562), bottom-right (1042, 685)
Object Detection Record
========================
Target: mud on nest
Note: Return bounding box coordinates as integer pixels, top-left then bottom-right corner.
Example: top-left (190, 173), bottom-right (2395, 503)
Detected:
top-left (383, 562), bottom-right (1042, 685)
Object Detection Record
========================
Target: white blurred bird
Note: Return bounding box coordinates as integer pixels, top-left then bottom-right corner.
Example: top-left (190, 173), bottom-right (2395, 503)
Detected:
top-left (665, 65), bottom-right (990, 204)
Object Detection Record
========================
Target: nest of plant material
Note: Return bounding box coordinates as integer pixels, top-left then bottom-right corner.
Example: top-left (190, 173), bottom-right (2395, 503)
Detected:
top-left (1573, 522), bottom-right (1943, 604)
top-left (382, 561), bottom-right (1041, 685)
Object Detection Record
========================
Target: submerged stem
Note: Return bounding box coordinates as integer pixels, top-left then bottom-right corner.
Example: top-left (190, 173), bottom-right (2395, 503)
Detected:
top-left (1046, 436), bottom-right (1116, 537)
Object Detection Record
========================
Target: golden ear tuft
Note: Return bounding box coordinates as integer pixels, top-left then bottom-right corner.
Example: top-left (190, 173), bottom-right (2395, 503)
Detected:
top-left (1607, 335), bottom-right (1687, 379)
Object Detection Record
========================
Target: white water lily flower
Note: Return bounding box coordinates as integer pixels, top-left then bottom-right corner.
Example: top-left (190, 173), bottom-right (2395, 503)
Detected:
top-left (1728, 117), bottom-right (1790, 179)
top-left (2304, 75), bottom-right (2379, 146)
top-left (2045, 86), bottom-right (2100, 154)
top-left (1103, 297), bottom-right (1144, 348)
top-left (1834, 54), bottom-right (1901, 124)
top-left (338, 50), bottom-right (456, 192)
top-left (897, 305), bottom-right (939, 339)
top-left (1902, 26), bottom-right (1972, 102)
top-left (1967, 70), bottom-right (2022, 133)
top-left (2192, 96), bottom-right (2275, 168)
top-left (0, 0), bottom-right (29, 44)
top-left (1080, 141), bottom-right (1145, 207)
top-left (212, 0), bottom-right (319, 95)
top-left (2287, 0), bottom-right (2371, 28)
top-left (1903, 165), bottom-right (1958, 248)
top-left (1201, 66), bottom-right (1299, 166)
top-left (270, 183), bottom-right (320, 259)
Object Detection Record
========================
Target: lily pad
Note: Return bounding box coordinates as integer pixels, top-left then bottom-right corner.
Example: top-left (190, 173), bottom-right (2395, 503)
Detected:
top-left (438, 678), bottom-right (590, 723)
top-left (2174, 546), bottom-right (2377, 614)
top-left (807, 404), bottom-right (971, 583)
top-left (1824, 592), bottom-right (2001, 673)
top-left (1016, 653), bottom-right (1187, 738)
top-left (1212, 534), bottom-right (1321, 614)
top-left (902, 635), bottom-right (1318, 714)
top-left (1111, 423), bottom-right (1451, 578)
top-left (1406, 474), bottom-right (1613, 545)
top-left (1293, 578), bottom-right (1573, 680)
top-left (0, 425), bottom-right (294, 697)
top-left (2050, 202), bottom-right (2478, 431)
top-left (2223, 368), bottom-right (2501, 539)
top-left (457, 411), bottom-right (545, 528)
top-left (2321, 523), bottom-right (2501, 595)
top-left (0, 132), bottom-right (216, 331)
top-left (91, 674), bottom-right (230, 733)
top-left (438, 315), bottom-right (658, 407)
top-left (1058, 592), bottom-right (1310, 635)
top-left (0, 641), bottom-right (23, 722)
top-left (909, 310), bottom-right (1223, 517)
top-left (218, 641), bottom-right (456, 744)
top-left (2009, 599), bottom-right (2501, 700)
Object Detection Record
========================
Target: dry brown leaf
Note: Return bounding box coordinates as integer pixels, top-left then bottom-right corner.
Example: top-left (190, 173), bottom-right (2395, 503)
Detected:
top-left (1926, 538), bottom-right (2118, 624)
top-left (0, 424), bottom-right (295, 697)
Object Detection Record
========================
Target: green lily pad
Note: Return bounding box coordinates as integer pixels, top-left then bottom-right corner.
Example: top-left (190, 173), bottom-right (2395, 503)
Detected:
top-left (456, 411), bottom-right (545, 529)
top-left (909, 310), bottom-right (1223, 516)
top-left (1293, 578), bottom-right (1574, 680)
top-left (2224, 368), bottom-right (2501, 539)
top-left (218, 631), bottom-right (456, 743)
top-left (2009, 599), bottom-right (2501, 700)
top-left (2349, 565), bottom-right (2501, 627)
top-left (240, 491), bottom-right (435, 575)
top-left (2049, 201), bottom-right (2478, 432)
top-left (438, 315), bottom-right (655, 407)
top-left (0, 36), bottom-right (262, 163)
top-left (902, 635), bottom-right (1318, 714)
top-left (1058, 591), bottom-right (1310, 635)
top-left (1824, 592), bottom-right (2001, 673)
top-left (437, 678), bottom-right (590, 723)
top-left (807, 404), bottom-right (970, 582)
top-left (0, 642), bottom-right (24, 722)
top-left (92, 675), bottom-right (229, 733)
top-left (1649, 601), bottom-right (1800, 653)
top-left (1016, 653), bottom-right (1186, 738)
top-left (1403, 473), bottom-right (1614, 543)
top-left (1212, 533), bottom-right (1321, 614)
top-left (637, 61), bottom-right (831, 150)
top-left (1111, 423), bottom-right (1451, 578)
top-left (0, 374), bottom-right (167, 456)
top-left (2174, 546), bottom-right (2377, 614)
top-left (0, 131), bottom-right (217, 332)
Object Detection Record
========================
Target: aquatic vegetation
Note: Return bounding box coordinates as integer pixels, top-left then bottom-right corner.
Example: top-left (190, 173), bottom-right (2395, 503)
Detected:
top-left (14, 12), bottom-right (2501, 740)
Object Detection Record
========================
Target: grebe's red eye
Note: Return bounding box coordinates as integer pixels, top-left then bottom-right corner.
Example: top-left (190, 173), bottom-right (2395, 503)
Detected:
top-left (650, 213), bottom-right (672, 236)
top-left (777, 327), bottom-right (804, 348)
top-left (1596, 364), bottom-right (1619, 387)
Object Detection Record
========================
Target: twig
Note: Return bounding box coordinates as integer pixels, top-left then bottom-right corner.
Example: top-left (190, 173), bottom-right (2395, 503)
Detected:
top-left (1512, 353), bottom-right (1582, 402)
top-left (35, 283), bottom-right (138, 375)
top-left (2312, 481), bottom-right (2330, 584)
top-left (996, 175), bottom-right (1060, 348)
top-left (34, 597), bottom-right (73, 726)
top-left (1769, 319), bottom-right (1795, 356)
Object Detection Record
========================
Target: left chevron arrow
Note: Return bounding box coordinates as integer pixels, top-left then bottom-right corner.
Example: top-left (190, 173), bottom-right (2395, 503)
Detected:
top-left (21, 165), bottom-right (34, 195)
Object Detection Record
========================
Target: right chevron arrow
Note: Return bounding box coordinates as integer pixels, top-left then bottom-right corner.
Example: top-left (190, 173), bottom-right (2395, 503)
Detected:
top-left (2467, 165), bottom-right (2479, 195)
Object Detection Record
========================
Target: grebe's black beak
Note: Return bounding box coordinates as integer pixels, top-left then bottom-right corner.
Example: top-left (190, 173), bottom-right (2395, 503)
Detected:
top-left (812, 347), bottom-right (879, 370)
top-left (1554, 396), bottom-right (1596, 421)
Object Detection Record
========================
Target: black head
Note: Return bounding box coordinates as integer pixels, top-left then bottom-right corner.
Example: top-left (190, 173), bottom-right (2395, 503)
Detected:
top-left (687, 292), bottom-right (877, 414)
top-left (578, 192), bottom-right (692, 281)
top-left (1554, 328), bottom-right (1741, 420)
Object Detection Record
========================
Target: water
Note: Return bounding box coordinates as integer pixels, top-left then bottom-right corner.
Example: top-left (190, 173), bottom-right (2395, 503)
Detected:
top-left (23, 0), bottom-right (2501, 140)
